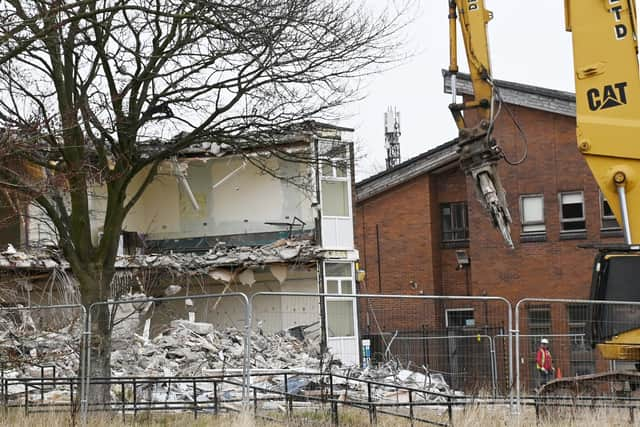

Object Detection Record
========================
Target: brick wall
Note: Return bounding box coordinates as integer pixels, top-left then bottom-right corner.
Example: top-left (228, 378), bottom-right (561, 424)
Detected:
top-left (355, 101), bottom-right (623, 331)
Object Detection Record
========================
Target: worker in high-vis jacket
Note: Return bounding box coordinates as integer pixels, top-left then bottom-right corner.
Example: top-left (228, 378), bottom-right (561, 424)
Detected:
top-left (536, 338), bottom-right (555, 387)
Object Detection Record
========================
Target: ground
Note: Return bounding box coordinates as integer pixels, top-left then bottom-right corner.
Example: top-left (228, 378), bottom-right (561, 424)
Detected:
top-left (0, 406), bottom-right (636, 426)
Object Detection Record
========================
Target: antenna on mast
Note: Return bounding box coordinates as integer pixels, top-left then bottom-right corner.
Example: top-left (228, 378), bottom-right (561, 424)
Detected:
top-left (384, 107), bottom-right (401, 169)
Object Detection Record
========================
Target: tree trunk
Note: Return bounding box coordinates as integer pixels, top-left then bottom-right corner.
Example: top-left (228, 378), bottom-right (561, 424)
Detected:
top-left (79, 262), bottom-right (114, 406)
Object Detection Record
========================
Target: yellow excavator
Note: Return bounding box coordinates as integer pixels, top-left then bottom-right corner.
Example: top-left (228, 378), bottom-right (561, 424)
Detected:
top-left (448, 0), bottom-right (640, 391)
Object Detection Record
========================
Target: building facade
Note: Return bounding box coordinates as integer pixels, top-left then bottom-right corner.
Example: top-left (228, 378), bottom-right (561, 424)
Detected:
top-left (0, 121), bottom-right (361, 365)
top-left (355, 74), bottom-right (623, 389)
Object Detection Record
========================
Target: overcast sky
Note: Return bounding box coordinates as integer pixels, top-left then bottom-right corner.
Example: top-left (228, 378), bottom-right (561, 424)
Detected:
top-left (344, 1), bottom-right (577, 180)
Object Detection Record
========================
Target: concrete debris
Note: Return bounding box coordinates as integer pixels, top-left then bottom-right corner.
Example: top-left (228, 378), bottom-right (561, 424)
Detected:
top-left (163, 285), bottom-right (182, 296)
top-left (0, 239), bottom-right (318, 275)
top-left (114, 239), bottom-right (318, 273)
top-left (0, 248), bottom-right (69, 271)
top-left (0, 317), bottom-right (460, 408)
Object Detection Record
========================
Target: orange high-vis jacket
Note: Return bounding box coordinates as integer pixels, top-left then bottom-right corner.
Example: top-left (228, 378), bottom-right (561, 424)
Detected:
top-left (536, 347), bottom-right (552, 371)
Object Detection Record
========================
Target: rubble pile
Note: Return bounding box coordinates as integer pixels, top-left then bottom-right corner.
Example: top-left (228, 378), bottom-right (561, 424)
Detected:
top-left (110, 320), bottom-right (324, 377)
top-left (0, 318), bottom-right (459, 408)
top-left (252, 363), bottom-right (457, 406)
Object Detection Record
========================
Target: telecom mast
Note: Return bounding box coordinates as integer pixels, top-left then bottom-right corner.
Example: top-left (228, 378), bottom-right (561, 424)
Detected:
top-left (384, 107), bottom-right (401, 169)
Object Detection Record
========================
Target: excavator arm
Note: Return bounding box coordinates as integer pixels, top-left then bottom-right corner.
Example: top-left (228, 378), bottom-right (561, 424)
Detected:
top-left (448, 0), bottom-right (514, 248)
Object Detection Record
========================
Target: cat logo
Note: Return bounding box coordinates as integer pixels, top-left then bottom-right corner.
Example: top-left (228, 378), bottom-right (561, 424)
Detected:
top-left (587, 82), bottom-right (628, 111)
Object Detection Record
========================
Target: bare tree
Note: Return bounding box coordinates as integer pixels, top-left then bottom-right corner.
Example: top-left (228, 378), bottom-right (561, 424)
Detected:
top-left (0, 0), bottom-right (408, 402)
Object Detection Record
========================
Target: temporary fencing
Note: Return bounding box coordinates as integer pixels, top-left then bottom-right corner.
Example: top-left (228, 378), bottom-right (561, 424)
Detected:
top-left (84, 292), bottom-right (250, 418)
top-left (514, 297), bottom-right (640, 407)
top-left (9, 292), bottom-right (640, 421)
top-left (246, 292), bottom-right (513, 420)
top-left (0, 304), bottom-right (86, 415)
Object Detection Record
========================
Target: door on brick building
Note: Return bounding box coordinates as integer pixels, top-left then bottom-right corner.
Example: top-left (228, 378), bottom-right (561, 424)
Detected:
top-left (324, 262), bottom-right (359, 365)
top-left (446, 309), bottom-right (475, 390)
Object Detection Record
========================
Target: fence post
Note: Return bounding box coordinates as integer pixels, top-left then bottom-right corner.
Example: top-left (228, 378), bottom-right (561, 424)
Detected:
top-left (40, 367), bottom-right (45, 402)
top-left (331, 399), bottom-right (339, 426)
top-left (24, 382), bottom-right (28, 416)
top-left (3, 377), bottom-right (7, 416)
top-left (284, 372), bottom-right (289, 418)
top-left (121, 383), bottom-right (125, 422)
top-left (214, 380), bottom-right (219, 414)
top-left (253, 387), bottom-right (258, 416)
top-left (422, 325), bottom-right (428, 367)
top-left (409, 390), bottom-right (414, 427)
top-left (447, 394), bottom-right (453, 427)
top-left (0, 362), bottom-right (4, 415)
top-left (329, 372), bottom-right (334, 399)
top-left (133, 378), bottom-right (137, 418)
top-left (367, 381), bottom-right (377, 425)
top-left (193, 379), bottom-right (198, 419)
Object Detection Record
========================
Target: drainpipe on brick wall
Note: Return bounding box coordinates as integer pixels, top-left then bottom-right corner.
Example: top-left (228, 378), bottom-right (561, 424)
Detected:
top-left (465, 265), bottom-right (471, 296)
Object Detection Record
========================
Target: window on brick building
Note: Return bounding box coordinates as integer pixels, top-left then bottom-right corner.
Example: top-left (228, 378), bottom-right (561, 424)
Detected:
top-left (520, 195), bottom-right (545, 234)
top-left (527, 306), bottom-right (551, 353)
top-left (559, 192), bottom-right (586, 232)
top-left (567, 304), bottom-right (595, 376)
top-left (441, 202), bottom-right (468, 242)
top-left (528, 305), bottom-right (552, 386)
top-left (600, 192), bottom-right (621, 230)
top-left (445, 308), bottom-right (475, 328)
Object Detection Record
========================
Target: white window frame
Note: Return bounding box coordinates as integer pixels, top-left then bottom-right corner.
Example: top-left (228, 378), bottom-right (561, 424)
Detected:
top-left (519, 194), bottom-right (545, 234)
top-left (319, 141), bottom-right (351, 219)
top-left (445, 308), bottom-right (475, 328)
top-left (599, 192), bottom-right (621, 231)
top-left (324, 262), bottom-right (357, 338)
top-left (559, 191), bottom-right (586, 232)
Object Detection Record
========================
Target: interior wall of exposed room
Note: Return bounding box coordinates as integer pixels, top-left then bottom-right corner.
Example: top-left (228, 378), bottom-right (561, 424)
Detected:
top-left (142, 265), bottom-right (320, 337)
top-left (123, 156), bottom-right (315, 240)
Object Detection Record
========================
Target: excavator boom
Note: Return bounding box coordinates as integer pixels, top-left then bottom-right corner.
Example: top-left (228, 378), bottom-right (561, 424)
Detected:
top-left (448, 0), bottom-right (514, 248)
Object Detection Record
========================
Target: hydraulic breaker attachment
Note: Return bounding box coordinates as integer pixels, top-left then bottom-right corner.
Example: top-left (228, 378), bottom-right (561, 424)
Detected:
top-left (457, 121), bottom-right (513, 248)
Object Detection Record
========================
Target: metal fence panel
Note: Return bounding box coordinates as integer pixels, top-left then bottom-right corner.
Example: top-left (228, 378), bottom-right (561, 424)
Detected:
top-left (85, 293), bottom-right (249, 415)
top-left (0, 304), bottom-right (86, 414)
top-left (515, 297), bottom-right (640, 407)
top-left (247, 292), bottom-right (513, 421)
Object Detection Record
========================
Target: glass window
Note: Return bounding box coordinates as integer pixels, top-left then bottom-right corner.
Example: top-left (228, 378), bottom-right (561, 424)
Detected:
top-left (326, 280), bottom-right (339, 294)
top-left (527, 305), bottom-right (551, 352)
top-left (327, 300), bottom-right (355, 337)
top-left (560, 192), bottom-right (586, 231)
top-left (325, 263), bottom-right (352, 278)
top-left (601, 193), bottom-right (621, 230)
top-left (567, 304), bottom-right (595, 376)
top-left (441, 202), bottom-right (469, 242)
top-left (321, 181), bottom-right (349, 216)
top-left (567, 304), bottom-right (589, 350)
top-left (446, 309), bottom-right (474, 328)
top-left (341, 280), bottom-right (353, 295)
top-left (520, 195), bottom-right (545, 234)
top-left (320, 143), bottom-right (348, 178)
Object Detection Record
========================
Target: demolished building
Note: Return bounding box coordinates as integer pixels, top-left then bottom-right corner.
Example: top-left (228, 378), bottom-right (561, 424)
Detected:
top-left (0, 121), bottom-right (361, 365)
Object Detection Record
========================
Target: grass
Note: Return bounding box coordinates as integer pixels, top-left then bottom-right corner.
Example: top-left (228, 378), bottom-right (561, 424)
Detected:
top-left (0, 405), bottom-right (637, 426)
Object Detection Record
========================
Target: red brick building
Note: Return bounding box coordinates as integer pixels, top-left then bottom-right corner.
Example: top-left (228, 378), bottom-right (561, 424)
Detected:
top-left (355, 73), bottom-right (622, 388)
